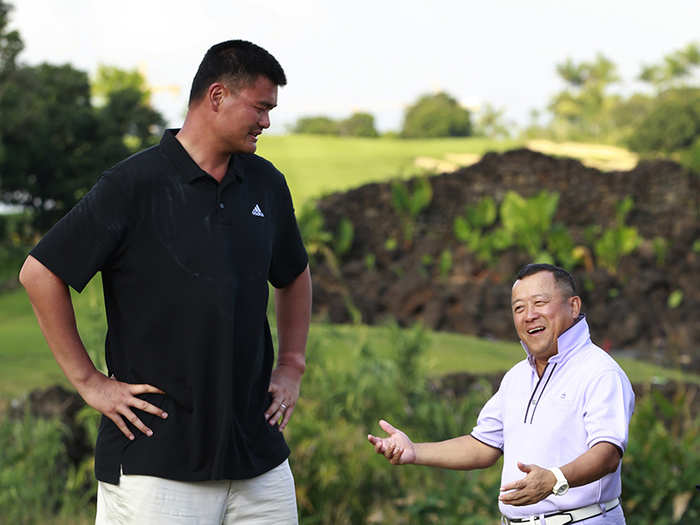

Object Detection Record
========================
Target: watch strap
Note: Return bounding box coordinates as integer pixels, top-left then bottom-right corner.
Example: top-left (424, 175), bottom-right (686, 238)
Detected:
top-left (548, 466), bottom-right (569, 495)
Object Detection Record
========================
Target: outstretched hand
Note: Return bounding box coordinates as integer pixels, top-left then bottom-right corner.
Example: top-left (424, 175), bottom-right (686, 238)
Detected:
top-left (80, 373), bottom-right (168, 441)
top-left (499, 462), bottom-right (556, 506)
top-left (367, 419), bottom-right (416, 465)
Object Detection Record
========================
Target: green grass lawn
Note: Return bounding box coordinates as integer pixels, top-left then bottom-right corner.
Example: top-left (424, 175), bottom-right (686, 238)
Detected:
top-left (256, 134), bottom-right (520, 205)
top-left (2, 279), bottom-right (696, 404)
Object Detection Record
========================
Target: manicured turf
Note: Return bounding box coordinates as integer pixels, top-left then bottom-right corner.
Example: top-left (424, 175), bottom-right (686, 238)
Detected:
top-left (256, 134), bottom-right (520, 205)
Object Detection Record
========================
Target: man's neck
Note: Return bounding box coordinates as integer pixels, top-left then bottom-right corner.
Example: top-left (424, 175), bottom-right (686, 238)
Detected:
top-left (176, 122), bottom-right (230, 183)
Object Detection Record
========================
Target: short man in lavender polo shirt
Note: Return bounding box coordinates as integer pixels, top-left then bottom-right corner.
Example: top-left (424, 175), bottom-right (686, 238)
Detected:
top-left (368, 263), bottom-right (635, 524)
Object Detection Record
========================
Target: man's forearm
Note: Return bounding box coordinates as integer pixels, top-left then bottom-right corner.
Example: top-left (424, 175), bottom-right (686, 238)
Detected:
top-left (274, 265), bottom-right (311, 373)
top-left (560, 441), bottom-right (621, 488)
top-left (19, 255), bottom-right (99, 390)
top-left (415, 435), bottom-right (502, 470)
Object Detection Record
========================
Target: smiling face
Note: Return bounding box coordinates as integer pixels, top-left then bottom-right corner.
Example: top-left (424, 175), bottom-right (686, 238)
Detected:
top-left (214, 74), bottom-right (278, 154)
top-left (511, 271), bottom-right (581, 367)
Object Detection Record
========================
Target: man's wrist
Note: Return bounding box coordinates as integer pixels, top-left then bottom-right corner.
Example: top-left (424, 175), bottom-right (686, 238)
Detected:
top-left (276, 355), bottom-right (306, 375)
top-left (548, 466), bottom-right (569, 496)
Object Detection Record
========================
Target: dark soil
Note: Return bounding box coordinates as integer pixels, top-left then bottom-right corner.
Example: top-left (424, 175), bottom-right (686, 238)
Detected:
top-left (311, 149), bottom-right (700, 371)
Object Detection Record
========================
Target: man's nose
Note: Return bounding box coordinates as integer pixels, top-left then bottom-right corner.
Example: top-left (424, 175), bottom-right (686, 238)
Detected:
top-left (525, 305), bottom-right (539, 320)
top-left (259, 111), bottom-right (270, 129)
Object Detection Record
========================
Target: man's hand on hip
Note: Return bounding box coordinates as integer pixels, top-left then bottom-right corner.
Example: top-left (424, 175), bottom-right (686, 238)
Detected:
top-left (499, 462), bottom-right (556, 506)
top-left (80, 372), bottom-right (168, 441)
top-left (265, 364), bottom-right (302, 430)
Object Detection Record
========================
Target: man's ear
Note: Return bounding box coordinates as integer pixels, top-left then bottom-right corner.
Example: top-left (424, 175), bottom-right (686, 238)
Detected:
top-left (570, 295), bottom-right (582, 319)
top-left (207, 83), bottom-right (227, 111)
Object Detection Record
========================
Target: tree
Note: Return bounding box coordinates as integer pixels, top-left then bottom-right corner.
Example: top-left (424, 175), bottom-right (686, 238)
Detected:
top-left (547, 53), bottom-right (620, 139)
top-left (639, 42), bottom-right (700, 92)
top-left (401, 92), bottom-right (472, 138)
top-left (0, 0), bottom-right (23, 168)
top-left (0, 2), bottom-right (164, 230)
top-left (627, 87), bottom-right (700, 154)
top-left (0, 63), bottom-right (100, 230)
top-left (473, 103), bottom-right (511, 139)
top-left (626, 43), bottom-right (700, 170)
top-left (292, 115), bottom-right (339, 135)
top-left (292, 112), bottom-right (379, 137)
top-left (92, 64), bottom-right (165, 159)
top-left (0, 0), bottom-right (21, 79)
top-left (338, 112), bottom-right (378, 137)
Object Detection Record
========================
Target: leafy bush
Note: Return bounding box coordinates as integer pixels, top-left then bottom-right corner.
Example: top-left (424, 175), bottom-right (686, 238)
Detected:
top-left (292, 116), bottom-right (340, 135)
top-left (401, 92), bottom-right (472, 138)
top-left (627, 87), bottom-right (700, 154)
top-left (593, 196), bottom-right (641, 274)
top-left (0, 210), bottom-right (35, 287)
top-left (332, 217), bottom-right (355, 257)
top-left (453, 192), bottom-right (582, 269)
top-left (390, 177), bottom-right (433, 245)
top-left (287, 325), bottom-right (501, 524)
top-left (500, 190), bottom-right (559, 260)
top-left (0, 412), bottom-right (69, 523)
top-left (622, 385), bottom-right (699, 524)
top-left (338, 112), bottom-right (379, 138)
top-left (1, 323), bottom-right (698, 523)
top-left (292, 112), bottom-right (379, 138)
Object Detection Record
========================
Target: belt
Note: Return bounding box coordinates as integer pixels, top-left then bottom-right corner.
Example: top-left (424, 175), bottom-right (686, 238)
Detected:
top-left (501, 497), bottom-right (620, 525)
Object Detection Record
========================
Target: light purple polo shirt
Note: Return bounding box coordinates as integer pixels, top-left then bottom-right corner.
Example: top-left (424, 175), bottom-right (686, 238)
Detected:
top-left (471, 316), bottom-right (635, 520)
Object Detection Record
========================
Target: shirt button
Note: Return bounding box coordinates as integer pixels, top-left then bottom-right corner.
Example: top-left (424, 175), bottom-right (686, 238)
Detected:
top-left (219, 202), bottom-right (225, 209)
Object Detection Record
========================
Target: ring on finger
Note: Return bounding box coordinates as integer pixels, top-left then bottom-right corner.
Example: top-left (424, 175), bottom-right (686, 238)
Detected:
top-left (280, 402), bottom-right (288, 410)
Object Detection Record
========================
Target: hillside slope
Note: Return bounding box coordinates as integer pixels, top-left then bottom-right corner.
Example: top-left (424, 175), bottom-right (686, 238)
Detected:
top-left (311, 149), bottom-right (699, 369)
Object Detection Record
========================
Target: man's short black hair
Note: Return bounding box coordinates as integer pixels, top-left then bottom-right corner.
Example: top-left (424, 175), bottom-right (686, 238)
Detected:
top-left (188, 40), bottom-right (287, 105)
top-left (515, 263), bottom-right (577, 297)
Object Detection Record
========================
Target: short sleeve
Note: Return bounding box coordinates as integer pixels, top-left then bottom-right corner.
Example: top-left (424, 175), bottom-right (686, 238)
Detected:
top-left (582, 369), bottom-right (635, 453)
top-left (470, 385), bottom-right (504, 450)
top-left (30, 172), bottom-right (131, 292)
top-left (268, 177), bottom-right (308, 288)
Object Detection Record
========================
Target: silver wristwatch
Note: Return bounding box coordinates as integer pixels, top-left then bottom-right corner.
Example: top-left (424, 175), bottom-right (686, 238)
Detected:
top-left (548, 467), bottom-right (569, 496)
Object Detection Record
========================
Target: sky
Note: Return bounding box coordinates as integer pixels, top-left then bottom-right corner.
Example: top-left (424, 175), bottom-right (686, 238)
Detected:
top-left (8, 0), bottom-right (700, 134)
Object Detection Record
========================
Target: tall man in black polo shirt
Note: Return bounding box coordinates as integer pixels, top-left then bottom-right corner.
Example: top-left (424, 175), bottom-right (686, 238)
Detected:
top-left (19, 40), bottom-right (311, 524)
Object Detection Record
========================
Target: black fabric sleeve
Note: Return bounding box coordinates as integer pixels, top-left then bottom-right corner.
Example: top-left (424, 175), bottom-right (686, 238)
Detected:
top-left (30, 172), bottom-right (131, 292)
top-left (268, 176), bottom-right (308, 289)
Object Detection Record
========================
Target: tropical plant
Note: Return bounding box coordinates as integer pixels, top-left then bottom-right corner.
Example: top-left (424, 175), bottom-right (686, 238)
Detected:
top-left (391, 177), bottom-right (433, 246)
top-left (593, 196), bottom-right (641, 274)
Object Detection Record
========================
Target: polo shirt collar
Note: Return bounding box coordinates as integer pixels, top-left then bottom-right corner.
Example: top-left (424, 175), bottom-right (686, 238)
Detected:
top-left (160, 129), bottom-right (244, 184)
top-left (521, 314), bottom-right (591, 369)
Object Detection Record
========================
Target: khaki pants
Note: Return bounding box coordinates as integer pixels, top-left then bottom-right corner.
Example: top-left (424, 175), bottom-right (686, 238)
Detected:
top-left (95, 459), bottom-right (298, 524)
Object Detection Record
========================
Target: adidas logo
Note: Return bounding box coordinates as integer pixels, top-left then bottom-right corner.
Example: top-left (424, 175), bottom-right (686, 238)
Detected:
top-left (251, 204), bottom-right (264, 217)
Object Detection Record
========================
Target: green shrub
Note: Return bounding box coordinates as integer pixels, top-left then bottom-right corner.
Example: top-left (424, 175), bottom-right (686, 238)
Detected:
top-left (627, 87), bottom-right (700, 154)
top-left (453, 192), bottom-right (581, 269)
top-left (332, 217), bottom-right (354, 257)
top-left (338, 112), bottom-right (379, 138)
top-left (622, 386), bottom-right (699, 523)
top-left (0, 412), bottom-right (69, 523)
top-left (593, 196), bottom-right (641, 274)
top-left (1, 323), bottom-right (696, 523)
top-left (500, 190), bottom-right (559, 260)
top-left (679, 135), bottom-right (700, 172)
top-left (288, 325), bottom-right (502, 524)
top-left (391, 178), bottom-right (433, 245)
top-left (401, 92), bottom-right (472, 138)
top-left (292, 116), bottom-right (340, 135)
top-left (438, 249), bottom-right (453, 280)
top-left (652, 236), bottom-right (670, 266)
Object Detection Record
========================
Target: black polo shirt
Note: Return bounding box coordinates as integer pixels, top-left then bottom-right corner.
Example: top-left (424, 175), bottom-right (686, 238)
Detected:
top-left (30, 129), bottom-right (308, 484)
